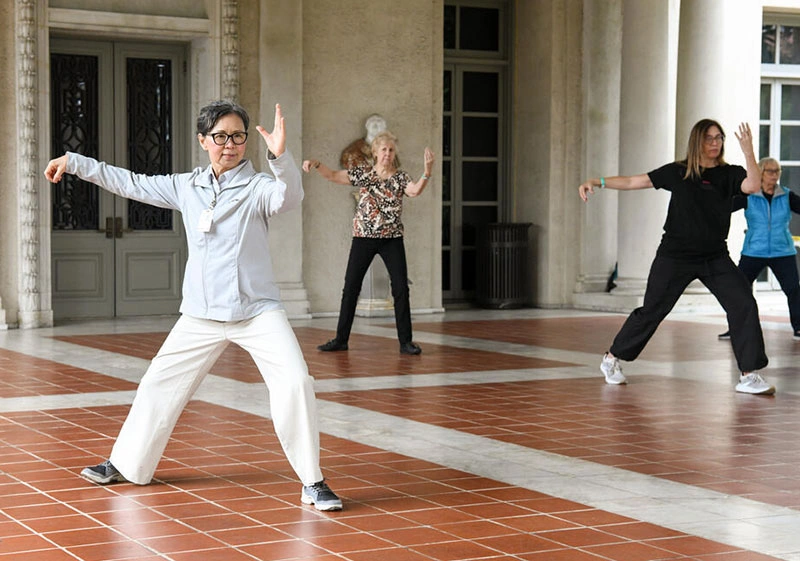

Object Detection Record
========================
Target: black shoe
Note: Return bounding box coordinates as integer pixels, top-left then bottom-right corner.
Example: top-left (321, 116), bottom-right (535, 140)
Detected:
top-left (317, 339), bottom-right (348, 352)
top-left (718, 330), bottom-right (730, 340)
top-left (399, 342), bottom-right (422, 355)
top-left (81, 460), bottom-right (125, 485)
top-left (794, 330), bottom-right (800, 339)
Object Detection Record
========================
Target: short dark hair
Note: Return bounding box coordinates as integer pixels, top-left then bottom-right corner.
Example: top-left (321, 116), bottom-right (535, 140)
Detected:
top-left (196, 100), bottom-right (250, 135)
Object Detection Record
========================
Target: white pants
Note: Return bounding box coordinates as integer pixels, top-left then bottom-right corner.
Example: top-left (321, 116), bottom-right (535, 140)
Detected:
top-left (109, 310), bottom-right (323, 486)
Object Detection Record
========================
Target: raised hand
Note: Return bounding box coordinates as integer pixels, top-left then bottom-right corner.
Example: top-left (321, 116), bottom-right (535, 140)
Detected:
top-left (734, 122), bottom-right (755, 156)
top-left (302, 159), bottom-right (321, 173)
top-left (423, 147), bottom-right (435, 173)
top-left (578, 180), bottom-right (596, 202)
top-left (44, 154), bottom-right (69, 183)
top-left (256, 103), bottom-right (286, 158)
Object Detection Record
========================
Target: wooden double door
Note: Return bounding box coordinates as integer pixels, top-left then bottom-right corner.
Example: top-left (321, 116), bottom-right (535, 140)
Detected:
top-left (50, 38), bottom-right (188, 319)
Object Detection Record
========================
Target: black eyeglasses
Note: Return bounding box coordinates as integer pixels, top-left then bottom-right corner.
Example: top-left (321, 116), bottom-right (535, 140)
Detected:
top-left (703, 134), bottom-right (725, 145)
top-left (208, 132), bottom-right (248, 146)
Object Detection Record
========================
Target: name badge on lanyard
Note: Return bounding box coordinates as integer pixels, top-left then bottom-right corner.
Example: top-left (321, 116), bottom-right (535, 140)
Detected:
top-left (197, 208), bottom-right (214, 232)
top-left (198, 191), bottom-right (218, 232)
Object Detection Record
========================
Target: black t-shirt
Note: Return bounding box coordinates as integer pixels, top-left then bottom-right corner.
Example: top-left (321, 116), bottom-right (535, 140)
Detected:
top-left (648, 161), bottom-right (746, 260)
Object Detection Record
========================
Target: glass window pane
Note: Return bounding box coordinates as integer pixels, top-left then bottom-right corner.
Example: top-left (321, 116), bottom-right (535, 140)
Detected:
top-left (50, 53), bottom-right (100, 231)
top-left (444, 5), bottom-right (456, 49)
top-left (760, 84), bottom-right (771, 120)
top-left (762, 24), bottom-right (777, 63)
top-left (783, 167), bottom-right (798, 194)
top-left (462, 117), bottom-right (497, 157)
top-left (460, 7), bottom-right (499, 51)
top-left (442, 160), bottom-right (451, 201)
top-left (461, 248), bottom-right (476, 291)
top-left (760, 125), bottom-right (770, 160)
top-left (463, 72), bottom-right (498, 112)
top-left (442, 205), bottom-right (451, 246)
top-left (443, 115), bottom-right (451, 157)
top-left (443, 70), bottom-right (452, 112)
top-left (782, 85), bottom-right (800, 119)
top-left (462, 206), bottom-right (497, 246)
top-left (780, 25), bottom-right (800, 64)
top-left (127, 58), bottom-right (173, 231)
top-left (462, 162), bottom-right (498, 201)
top-left (780, 125), bottom-right (800, 161)
top-left (442, 250), bottom-right (450, 291)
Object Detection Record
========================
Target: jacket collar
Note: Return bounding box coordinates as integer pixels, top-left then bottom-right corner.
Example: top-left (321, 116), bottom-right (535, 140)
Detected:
top-left (753, 184), bottom-right (787, 199)
top-left (193, 159), bottom-right (255, 190)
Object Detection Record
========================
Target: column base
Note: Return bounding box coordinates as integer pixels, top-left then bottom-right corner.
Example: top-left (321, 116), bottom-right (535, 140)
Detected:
top-left (17, 310), bottom-right (54, 329)
top-left (573, 290), bottom-right (723, 314)
top-left (574, 273), bottom-right (615, 294)
top-left (356, 260), bottom-right (393, 318)
top-left (356, 298), bottom-right (394, 318)
top-left (278, 283), bottom-right (312, 319)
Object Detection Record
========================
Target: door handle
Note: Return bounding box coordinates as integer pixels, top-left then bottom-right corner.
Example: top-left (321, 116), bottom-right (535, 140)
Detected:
top-left (98, 217), bottom-right (114, 238)
top-left (98, 217), bottom-right (132, 238)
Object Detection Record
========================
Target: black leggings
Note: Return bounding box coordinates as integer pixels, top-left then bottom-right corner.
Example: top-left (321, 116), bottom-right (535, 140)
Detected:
top-left (738, 254), bottom-right (800, 332)
top-left (610, 253), bottom-right (768, 372)
top-left (334, 237), bottom-right (413, 344)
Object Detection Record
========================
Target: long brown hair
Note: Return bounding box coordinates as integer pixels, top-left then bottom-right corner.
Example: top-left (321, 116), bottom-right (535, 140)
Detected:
top-left (683, 118), bottom-right (727, 181)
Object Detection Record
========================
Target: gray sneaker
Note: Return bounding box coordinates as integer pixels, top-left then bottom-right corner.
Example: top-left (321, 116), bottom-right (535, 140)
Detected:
top-left (301, 480), bottom-right (343, 511)
top-left (81, 460), bottom-right (125, 485)
top-left (735, 373), bottom-right (775, 395)
top-left (600, 353), bottom-right (627, 385)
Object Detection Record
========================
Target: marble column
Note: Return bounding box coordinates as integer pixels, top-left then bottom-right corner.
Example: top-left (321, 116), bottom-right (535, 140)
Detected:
top-left (259, 0), bottom-right (312, 318)
top-left (574, 0), bottom-right (623, 296)
top-left (613, 0), bottom-right (680, 298)
top-left (16, 0), bottom-right (53, 328)
top-left (676, 0), bottom-right (762, 264)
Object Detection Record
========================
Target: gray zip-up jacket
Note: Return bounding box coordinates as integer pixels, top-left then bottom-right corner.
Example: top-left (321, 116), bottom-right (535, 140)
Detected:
top-left (66, 150), bottom-right (303, 321)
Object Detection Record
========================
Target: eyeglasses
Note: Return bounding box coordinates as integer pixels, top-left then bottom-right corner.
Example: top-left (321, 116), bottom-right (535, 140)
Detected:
top-left (208, 131), bottom-right (248, 146)
top-left (763, 168), bottom-right (781, 175)
top-left (703, 134), bottom-right (725, 145)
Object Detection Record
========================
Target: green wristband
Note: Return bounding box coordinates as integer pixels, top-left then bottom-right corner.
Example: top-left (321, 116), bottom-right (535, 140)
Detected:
top-left (600, 177), bottom-right (605, 188)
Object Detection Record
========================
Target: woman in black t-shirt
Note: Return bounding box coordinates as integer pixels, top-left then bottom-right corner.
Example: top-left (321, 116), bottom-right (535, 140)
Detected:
top-left (578, 119), bottom-right (774, 395)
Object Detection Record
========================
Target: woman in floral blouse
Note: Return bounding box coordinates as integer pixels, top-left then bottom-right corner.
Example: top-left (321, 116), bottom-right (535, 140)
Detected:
top-left (303, 132), bottom-right (435, 355)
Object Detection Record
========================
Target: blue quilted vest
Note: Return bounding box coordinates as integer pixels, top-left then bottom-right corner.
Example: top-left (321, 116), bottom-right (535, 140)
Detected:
top-left (741, 186), bottom-right (797, 257)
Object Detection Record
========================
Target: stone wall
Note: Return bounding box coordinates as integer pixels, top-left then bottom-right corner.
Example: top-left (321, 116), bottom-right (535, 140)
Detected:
top-left (301, 0), bottom-right (443, 313)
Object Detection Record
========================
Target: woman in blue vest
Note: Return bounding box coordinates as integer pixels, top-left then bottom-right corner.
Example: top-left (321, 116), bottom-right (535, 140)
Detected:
top-left (719, 157), bottom-right (800, 339)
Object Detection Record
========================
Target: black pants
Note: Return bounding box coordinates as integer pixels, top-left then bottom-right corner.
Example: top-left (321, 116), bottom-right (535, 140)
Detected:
top-left (738, 254), bottom-right (800, 332)
top-left (610, 253), bottom-right (768, 372)
top-left (335, 237), bottom-right (413, 344)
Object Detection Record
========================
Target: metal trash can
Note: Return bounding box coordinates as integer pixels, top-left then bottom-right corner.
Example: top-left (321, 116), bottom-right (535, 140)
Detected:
top-left (476, 223), bottom-right (531, 309)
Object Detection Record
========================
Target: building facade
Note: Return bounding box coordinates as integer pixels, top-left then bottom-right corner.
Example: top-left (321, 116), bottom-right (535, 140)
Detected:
top-left (0, 0), bottom-right (797, 329)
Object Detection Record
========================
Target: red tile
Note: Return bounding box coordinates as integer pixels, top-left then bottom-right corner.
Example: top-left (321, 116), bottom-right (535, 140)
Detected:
top-left (240, 539), bottom-right (328, 559)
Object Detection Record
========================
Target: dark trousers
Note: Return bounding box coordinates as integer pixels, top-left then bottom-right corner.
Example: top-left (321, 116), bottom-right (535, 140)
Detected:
top-left (609, 253), bottom-right (768, 372)
top-left (738, 254), bottom-right (800, 332)
top-left (335, 237), bottom-right (413, 344)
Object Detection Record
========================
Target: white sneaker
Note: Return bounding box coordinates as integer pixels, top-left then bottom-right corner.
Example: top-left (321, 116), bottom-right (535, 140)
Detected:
top-left (600, 353), bottom-right (627, 385)
top-left (735, 373), bottom-right (775, 395)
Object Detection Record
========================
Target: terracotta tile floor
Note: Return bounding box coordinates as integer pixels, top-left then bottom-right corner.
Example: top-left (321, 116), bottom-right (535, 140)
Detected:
top-left (1, 305), bottom-right (798, 560)
top-left (54, 327), bottom-right (575, 382)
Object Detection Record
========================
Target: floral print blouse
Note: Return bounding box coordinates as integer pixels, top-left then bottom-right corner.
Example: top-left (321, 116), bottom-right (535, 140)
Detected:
top-left (348, 165), bottom-right (411, 238)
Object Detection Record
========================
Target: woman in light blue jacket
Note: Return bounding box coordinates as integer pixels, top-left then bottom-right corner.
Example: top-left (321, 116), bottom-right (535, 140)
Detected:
top-left (720, 157), bottom-right (800, 339)
top-left (44, 101), bottom-right (342, 511)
